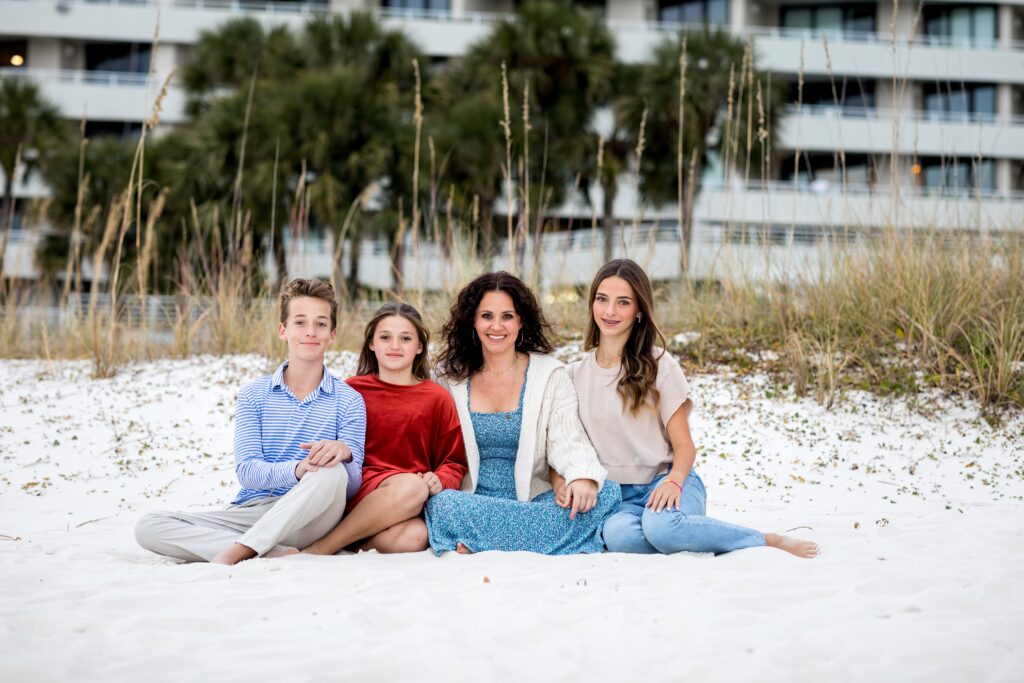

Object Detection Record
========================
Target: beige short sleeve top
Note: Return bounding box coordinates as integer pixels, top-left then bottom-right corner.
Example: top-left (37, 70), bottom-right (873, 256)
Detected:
top-left (570, 348), bottom-right (692, 485)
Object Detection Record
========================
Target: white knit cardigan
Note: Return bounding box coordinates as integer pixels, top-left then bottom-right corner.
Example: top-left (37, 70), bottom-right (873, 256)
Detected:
top-left (435, 352), bottom-right (608, 501)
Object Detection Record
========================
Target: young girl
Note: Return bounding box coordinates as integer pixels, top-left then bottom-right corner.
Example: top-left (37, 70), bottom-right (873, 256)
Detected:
top-left (556, 259), bottom-right (819, 558)
top-left (302, 302), bottom-right (467, 555)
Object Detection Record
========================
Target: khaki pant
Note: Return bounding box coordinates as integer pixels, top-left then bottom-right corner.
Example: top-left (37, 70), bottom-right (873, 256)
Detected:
top-left (135, 464), bottom-right (348, 561)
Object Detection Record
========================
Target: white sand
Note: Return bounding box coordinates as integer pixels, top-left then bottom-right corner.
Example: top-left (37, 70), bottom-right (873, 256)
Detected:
top-left (1, 353), bottom-right (1022, 681)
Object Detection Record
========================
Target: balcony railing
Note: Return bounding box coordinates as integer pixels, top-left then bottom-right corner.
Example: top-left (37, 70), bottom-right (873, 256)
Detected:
top-left (84, 0), bottom-right (329, 12)
top-left (8, 0), bottom-right (1022, 51)
top-left (784, 104), bottom-right (1024, 127)
top-left (702, 179), bottom-right (1024, 202)
top-left (0, 67), bottom-right (155, 88)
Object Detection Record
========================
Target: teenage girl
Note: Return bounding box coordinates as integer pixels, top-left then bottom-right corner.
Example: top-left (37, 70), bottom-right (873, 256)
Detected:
top-left (554, 259), bottom-right (819, 558)
top-left (302, 302), bottom-right (467, 555)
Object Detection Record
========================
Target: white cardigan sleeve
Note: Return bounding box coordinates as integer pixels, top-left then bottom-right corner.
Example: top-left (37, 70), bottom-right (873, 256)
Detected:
top-left (543, 368), bottom-right (608, 489)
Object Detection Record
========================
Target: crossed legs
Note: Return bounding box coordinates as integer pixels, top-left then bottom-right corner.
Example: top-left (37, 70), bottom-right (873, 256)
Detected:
top-left (302, 473), bottom-right (431, 555)
top-left (135, 464), bottom-right (348, 564)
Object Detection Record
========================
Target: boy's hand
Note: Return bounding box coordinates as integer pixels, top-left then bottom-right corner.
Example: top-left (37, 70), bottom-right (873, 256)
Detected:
top-left (299, 440), bottom-right (351, 467)
top-left (419, 471), bottom-right (443, 496)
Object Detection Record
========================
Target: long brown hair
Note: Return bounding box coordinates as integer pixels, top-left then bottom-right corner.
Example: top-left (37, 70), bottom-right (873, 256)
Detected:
top-left (357, 302), bottom-right (431, 381)
top-left (436, 271), bottom-right (553, 381)
top-left (584, 259), bottom-right (667, 415)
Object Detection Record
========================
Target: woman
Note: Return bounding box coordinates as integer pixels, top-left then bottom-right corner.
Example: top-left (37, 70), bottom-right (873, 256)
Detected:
top-left (425, 271), bottom-right (620, 555)
top-left (302, 302), bottom-right (466, 555)
top-left (558, 259), bottom-right (819, 558)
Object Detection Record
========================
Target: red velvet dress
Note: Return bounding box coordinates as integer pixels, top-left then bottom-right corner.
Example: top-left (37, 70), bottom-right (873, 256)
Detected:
top-left (345, 374), bottom-right (467, 510)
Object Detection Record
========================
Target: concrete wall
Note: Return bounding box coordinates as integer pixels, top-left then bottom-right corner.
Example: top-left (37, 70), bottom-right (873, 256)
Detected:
top-left (608, 0), bottom-right (648, 23)
top-left (26, 37), bottom-right (60, 69)
top-left (779, 108), bottom-right (1024, 159)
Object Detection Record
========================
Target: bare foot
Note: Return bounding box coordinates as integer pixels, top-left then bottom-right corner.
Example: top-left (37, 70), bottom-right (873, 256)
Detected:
top-left (764, 533), bottom-right (819, 559)
top-left (264, 545), bottom-right (300, 559)
top-left (455, 542), bottom-right (473, 555)
top-left (210, 543), bottom-right (257, 565)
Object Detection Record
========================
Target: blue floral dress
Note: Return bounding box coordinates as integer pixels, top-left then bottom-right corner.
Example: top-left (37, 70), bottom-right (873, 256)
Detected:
top-left (425, 367), bottom-right (620, 555)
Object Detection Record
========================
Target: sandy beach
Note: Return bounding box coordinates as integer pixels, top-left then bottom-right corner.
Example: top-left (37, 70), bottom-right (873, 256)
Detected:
top-left (1, 351), bottom-right (1022, 681)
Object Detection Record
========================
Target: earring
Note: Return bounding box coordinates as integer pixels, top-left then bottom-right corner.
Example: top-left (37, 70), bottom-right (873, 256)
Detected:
top-left (472, 329), bottom-right (480, 346)
top-left (636, 314), bottom-right (642, 322)
top-left (516, 329), bottom-right (524, 346)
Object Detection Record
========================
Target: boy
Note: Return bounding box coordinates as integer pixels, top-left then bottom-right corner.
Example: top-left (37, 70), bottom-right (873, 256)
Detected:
top-left (135, 279), bottom-right (366, 565)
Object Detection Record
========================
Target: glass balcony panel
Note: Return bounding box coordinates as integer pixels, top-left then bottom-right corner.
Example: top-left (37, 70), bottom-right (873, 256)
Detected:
top-left (782, 7), bottom-right (812, 30)
top-left (682, 2), bottom-right (705, 24)
top-left (950, 8), bottom-right (973, 45)
top-left (817, 8), bottom-right (843, 36)
top-left (973, 87), bottom-right (996, 116)
top-left (976, 160), bottom-right (996, 190)
top-left (708, 0), bottom-right (729, 25)
top-left (948, 90), bottom-right (969, 115)
top-left (973, 7), bottom-right (997, 46)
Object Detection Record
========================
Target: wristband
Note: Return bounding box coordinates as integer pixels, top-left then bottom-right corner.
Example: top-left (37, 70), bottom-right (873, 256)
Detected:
top-left (662, 477), bottom-right (683, 492)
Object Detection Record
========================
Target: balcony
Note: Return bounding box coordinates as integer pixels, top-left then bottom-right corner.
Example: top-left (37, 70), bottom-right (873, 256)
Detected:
top-left (694, 180), bottom-right (1024, 234)
top-left (0, 67), bottom-right (187, 124)
top-left (778, 104), bottom-right (1024, 160)
top-left (0, 0), bottom-right (491, 52)
top-left (3, 1), bottom-right (1023, 80)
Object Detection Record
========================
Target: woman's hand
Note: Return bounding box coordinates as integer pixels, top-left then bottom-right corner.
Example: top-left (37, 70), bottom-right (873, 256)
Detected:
top-left (646, 476), bottom-right (682, 513)
top-left (550, 470), bottom-right (569, 508)
top-left (565, 479), bottom-right (599, 520)
top-left (420, 471), bottom-right (443, 496)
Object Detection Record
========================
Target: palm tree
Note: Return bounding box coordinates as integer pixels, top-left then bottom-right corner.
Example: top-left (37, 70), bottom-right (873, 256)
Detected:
top-left (39, 132), bottom-right (191, 297)
top-left (179, 13), bottom-right (420, 295)
top-left (0, 77), bottom-right (65, 281)
top-left (617, 29), bottom-right (781, 269)
top-left (434, 0), bottom-right (615, 266)
top-left (298, 14), bottom-right (420, 294)
top-left (182, 17), bottom-right (302, 116)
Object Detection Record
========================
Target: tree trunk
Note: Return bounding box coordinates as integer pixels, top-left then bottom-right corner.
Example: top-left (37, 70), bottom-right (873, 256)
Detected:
top-left (479, 195), bottom-right (495, 269)
top-left (272, 232), bottom-right (287, 293)
top-left (680, 156), bottom-right (704, 275)
top-left (0, 174), bottom-right (16, 285)
top-left (345, 220), bottom-right (361, 303)
top-left (602, 178), bottom-right (617, 263)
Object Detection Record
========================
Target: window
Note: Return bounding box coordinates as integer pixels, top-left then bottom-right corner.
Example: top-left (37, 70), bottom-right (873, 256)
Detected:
top-left (923, 5), bottom-right (997, 46)
top-left (780, 4), bottom-right (877, 35)
top-left (381, 0), bottom-right (450, 11)
top-left (922, 83), bottom-right (997, 120)
top-left (0, 39), bottom-right (28, 68)
top-left (84, 121), bottom-right (144, 140)
top-left (780, 153), bottom-right (877, 187)
top-left (919, 157), bottom-right (996, 193)
top-left (792, 78), bottom-right (876, 109)
top-left (84, 42), bottom-right (151, 73)
top-left (658, 0), bottom-right (729, 26)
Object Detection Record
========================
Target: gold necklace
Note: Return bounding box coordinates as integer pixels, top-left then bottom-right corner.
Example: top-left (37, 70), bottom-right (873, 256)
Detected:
top-left (482, 356), bottom-right (519, 375)
top-left (596, 351), bottom-right (622, 367)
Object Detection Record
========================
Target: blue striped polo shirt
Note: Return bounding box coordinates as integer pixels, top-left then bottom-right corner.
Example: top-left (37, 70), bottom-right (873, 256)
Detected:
top-left (232, 361), bottom-right (366, 505)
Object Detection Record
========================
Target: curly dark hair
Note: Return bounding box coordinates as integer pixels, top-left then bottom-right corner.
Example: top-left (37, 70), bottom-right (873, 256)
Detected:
top-left (435, 271), bottom-right (553, 381)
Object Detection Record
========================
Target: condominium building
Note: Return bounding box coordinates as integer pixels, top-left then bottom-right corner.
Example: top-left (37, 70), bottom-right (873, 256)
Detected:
top-left (2, 0), bottom-right (1022, 286)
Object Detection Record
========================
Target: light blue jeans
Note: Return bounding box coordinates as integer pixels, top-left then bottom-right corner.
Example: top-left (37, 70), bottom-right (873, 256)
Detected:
top-left (602, 471), bottom-right (765, 555)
